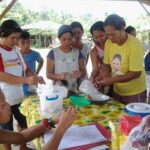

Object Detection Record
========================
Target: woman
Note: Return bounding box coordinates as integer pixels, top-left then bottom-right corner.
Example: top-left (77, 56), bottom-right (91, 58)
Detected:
top-left (70, 21), bottom-right (91, 65)
top-left (89, 21), bottom-right (107, 82)
top-left (46, 25), bottom-right (86, 91)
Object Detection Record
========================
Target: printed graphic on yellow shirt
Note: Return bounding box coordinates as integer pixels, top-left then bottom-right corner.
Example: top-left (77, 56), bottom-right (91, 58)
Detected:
top-left (111, 54), bottom-right (123, 76)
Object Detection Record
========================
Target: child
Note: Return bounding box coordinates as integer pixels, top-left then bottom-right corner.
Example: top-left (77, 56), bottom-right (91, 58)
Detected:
top-left (0, 89), bottom-right (76, 150)
top-left (18, 31), bottom-right (44, 96)
top-left (46, 25), bottom-right (86, 91)
top-left (0, 19), bottom-right (44, 150)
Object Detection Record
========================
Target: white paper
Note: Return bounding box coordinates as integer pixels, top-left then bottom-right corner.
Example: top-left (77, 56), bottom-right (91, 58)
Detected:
top-left (44, 125), bottom-right (106, 150)
top-left (88, 145), bottom-right (109, 150)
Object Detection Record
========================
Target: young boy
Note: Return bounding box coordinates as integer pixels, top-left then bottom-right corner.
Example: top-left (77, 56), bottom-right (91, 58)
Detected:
top-left (0, 89), bottom-right (76, 150)
top-left (0, 19), bottom-right (44, 150)
top-left (18, 31), bottom-right (44, 96)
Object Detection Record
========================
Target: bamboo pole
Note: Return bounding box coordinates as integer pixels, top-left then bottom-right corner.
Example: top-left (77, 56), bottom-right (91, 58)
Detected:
top-left (138, 1), bottom-right (150, 17)
top-left (0, 0), bottom-right (17, 21)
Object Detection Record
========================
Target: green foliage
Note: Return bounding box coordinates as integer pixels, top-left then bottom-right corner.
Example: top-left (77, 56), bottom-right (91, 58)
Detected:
top-left (136, 14), bottom-right (150, 43)
top-left (0, 0), bottom-right (98, 36)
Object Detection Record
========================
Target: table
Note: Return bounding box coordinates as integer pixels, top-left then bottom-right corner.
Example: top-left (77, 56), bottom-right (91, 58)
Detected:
top-left (20, 96), bottom-right (126, 150)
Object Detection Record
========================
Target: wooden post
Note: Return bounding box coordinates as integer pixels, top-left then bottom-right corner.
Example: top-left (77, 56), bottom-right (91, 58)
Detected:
top-left (0, 0), bottom-right (17, 21)
top-left (138, 1), bottom-right (150, 17)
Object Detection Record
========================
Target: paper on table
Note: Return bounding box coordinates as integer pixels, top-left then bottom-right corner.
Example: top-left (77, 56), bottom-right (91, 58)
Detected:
top-left (88, 145), bottom-right (109, 150)
top-left (44, 125), bottom-right (107, 150)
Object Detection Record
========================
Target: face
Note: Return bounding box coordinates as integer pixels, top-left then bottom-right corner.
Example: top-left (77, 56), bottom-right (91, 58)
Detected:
top-left (104, 25), bottom-right (124, 43)
top-left (18, 39), bottom-right (30, 53)
top-left (0, 92), bottom-right (11, 124)
top-left (111, 57), bottom-right (121, 72)
top-left (72, 27), bottom-right (83, 42)
top-left (92, 30), bottom-right (106, 45)
top-left (3, 32), bottom-right (20, 48)
top-left (59, 32), bottom-right (73, 49)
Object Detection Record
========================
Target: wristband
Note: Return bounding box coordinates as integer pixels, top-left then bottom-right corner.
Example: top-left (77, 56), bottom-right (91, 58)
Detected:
top-left (42, 118), bottom-right (56, 129)
top-left (47, 118), bottom-right (56, 128)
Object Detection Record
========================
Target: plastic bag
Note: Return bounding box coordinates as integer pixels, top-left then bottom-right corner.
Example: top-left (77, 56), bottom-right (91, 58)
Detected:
top-left (37, 84), bottom-right (68, 118)
top-left (121, 115), bottom-right (150, 150)
top-left (79, 79), bottom-right (109, 101)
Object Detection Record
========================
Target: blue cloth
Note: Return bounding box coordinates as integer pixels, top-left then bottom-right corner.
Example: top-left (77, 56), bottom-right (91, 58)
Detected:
top-left (23, 50), bottom-right (42, 96)
top-left (144, 52), bottom-right (150, 73)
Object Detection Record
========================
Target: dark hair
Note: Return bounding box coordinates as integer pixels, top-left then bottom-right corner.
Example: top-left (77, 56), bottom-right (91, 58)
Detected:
top-left (0, 19), bottom-right (21, 38)
top-left (104, 14), bottom-right (126, 30)
top-left (20, 31), bottom-right (30, 39)
top-left (70, 21), bottom-right (84, 33)
top-left (113, 54), bottom-right (121, 61)
top-left (125, 26), bottom-right (136, 34)
top-left (90, 21), bottom-right (104, 35)
top-left (58, 25), bottom-right (73, 39)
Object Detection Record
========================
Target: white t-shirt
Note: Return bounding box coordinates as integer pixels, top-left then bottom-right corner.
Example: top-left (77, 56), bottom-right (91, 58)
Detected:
top-left (80, 43), bottom-right (91, 65)
top-left (0, 46), bottom-right (25, 106)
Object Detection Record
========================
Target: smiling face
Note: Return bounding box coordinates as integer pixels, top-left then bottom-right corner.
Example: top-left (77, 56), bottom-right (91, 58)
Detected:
top-left (104, 25), bottom-right (124, 44)
top-left (111, 54), bottom-right (122, 73)
top-left (59, 32), bottom-right (73, 49)
top-left (112, 57), bottom-right (121, 72)
top-left (92, 30), bottom-right (106, 45)
top-left (18, 39), bottom-right (30, 53)
top-left (0, 91), bottom-right (11, 124)
top-left (72, 27), bottom-right (83, 42)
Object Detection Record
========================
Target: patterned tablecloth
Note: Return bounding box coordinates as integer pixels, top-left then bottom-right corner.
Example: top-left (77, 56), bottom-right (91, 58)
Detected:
top-left (20, 96), bottom-right (126, 150)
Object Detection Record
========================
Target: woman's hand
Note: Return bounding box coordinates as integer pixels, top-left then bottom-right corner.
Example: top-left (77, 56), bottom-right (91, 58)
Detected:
top-left (59, 72), bottom-right (68, 80)
top-left (72, 71), bottom-right (82, 79)
top-left (57, 107), bottom-right (77, 131)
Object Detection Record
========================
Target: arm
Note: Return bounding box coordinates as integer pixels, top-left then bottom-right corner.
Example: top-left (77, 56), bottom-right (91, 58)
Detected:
top-left (95, 64), bottom-right (111, 82)
top-left (113, 71), bottom-right (141, 83)
top-left (46, 58), bottom-right (67, 81)
top-left (0, 116), bottom-right (59, 145)
top-left (42, 127), bottom-right (66, 150)
top-left (0, 124), bottom-right (46, 144)
top-left (25, 65), bottom-right (35, 77)
top-left (42, 107), bottom-right (76, 150)
top-left (72, 59), bottom-right (86, 79)
top-left (36, 58), bottom-right (44, 75)
top-left (0, 72), bottom-right (38, 85)
top-left (90, 47), bottom-right (100, 80)
top-left (99, 71), bottom-right (142, 86)
top-left (78, 59), bottom-right (86, 78)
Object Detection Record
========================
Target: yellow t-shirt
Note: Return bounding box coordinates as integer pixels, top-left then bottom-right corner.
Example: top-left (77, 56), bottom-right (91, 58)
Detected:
top-left (0, 145), bottom-right (4, 150)
top-left (104, 34), bottom-right (146, 96)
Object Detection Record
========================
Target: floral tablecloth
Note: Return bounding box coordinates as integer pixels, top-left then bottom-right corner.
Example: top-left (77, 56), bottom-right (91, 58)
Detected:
top-left (20, 96), bottom-right (126, 150)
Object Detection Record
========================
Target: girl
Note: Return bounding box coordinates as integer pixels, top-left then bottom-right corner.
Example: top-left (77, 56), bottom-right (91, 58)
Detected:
top-left (46, 25), bottom-right (86, 91)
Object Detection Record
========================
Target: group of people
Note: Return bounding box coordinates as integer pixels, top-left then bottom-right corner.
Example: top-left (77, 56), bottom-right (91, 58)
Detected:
top-left (46, 14), bottom-right (146, 104)
top-left (0, 13), bottom-right (148, 150)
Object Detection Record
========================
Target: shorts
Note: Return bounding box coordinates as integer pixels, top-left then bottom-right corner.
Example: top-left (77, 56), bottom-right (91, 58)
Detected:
top-left (0, 103), bottom-right (27, 131)
top-left (113, 90), bottom-right (147, 104)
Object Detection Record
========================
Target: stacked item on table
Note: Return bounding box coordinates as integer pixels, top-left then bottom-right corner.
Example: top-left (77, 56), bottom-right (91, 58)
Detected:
top-left (79, 79), bottom-right (110, 104)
